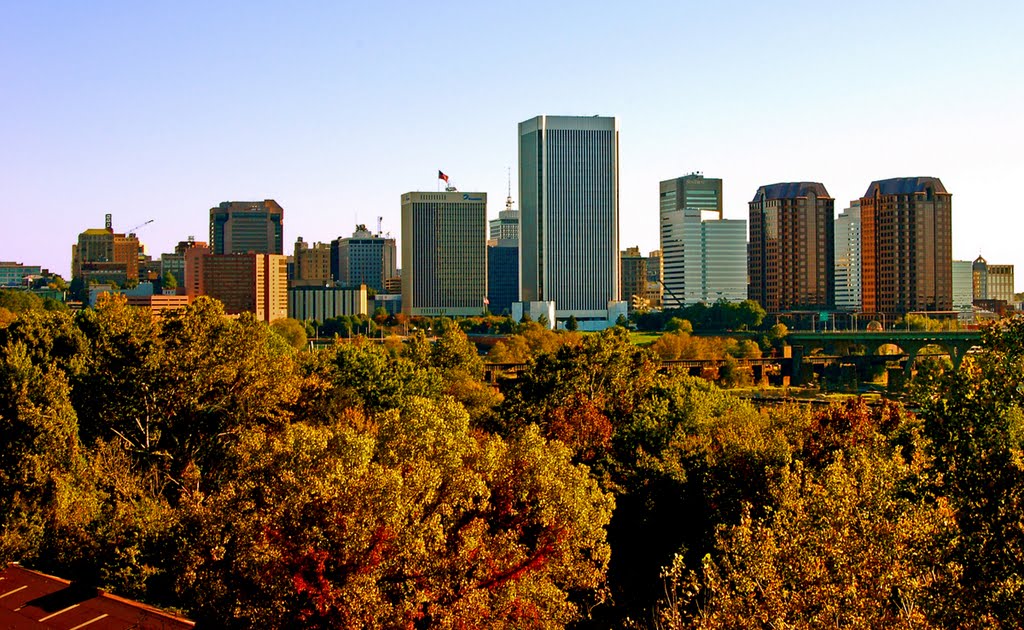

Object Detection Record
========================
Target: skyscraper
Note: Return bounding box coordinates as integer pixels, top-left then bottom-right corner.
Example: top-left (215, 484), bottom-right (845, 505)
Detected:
top-left (860, 177), bottom-right (951, 316)
top-left (209, 200), bottom-right (284, 256)
top-left (401, 191), bottom-right (487, 317)
top-left (620, 246), bottom-right (648, 309)
top-left (330, 225), bottom-right (397, 293)
top-left (834, 201), bottom-right (862, 312)
top-left (660, 174), bottom-right (746, 307)
top-left (660, 174), bottom-right (717, 306)
top-left (748, 182), bottom-right (834, 313)
top-left (519, 115), bottom-right (620, 322)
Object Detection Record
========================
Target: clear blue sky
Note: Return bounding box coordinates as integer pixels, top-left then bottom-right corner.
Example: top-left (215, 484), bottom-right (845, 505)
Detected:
top-left (2, 1), bottom-right (1022, 291)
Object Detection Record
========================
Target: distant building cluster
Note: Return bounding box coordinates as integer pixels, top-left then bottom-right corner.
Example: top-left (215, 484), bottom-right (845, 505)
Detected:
top-left (7, 115), bottom-right (1013, 328)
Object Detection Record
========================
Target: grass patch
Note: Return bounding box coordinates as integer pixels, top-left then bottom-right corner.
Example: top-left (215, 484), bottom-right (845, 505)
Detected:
top-left (630, 331), bottom-right (662, 347)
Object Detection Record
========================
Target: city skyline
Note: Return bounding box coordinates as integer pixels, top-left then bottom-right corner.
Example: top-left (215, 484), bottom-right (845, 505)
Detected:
top-left (2, 2), bottom-right (1022, 291)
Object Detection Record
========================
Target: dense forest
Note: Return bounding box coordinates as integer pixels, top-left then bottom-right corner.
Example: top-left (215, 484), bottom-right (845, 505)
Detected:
top-left (1, 293), bottom-right (1023, 628)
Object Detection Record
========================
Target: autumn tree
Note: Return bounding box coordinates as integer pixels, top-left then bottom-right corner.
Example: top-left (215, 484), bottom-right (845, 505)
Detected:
top-left (174, 398), bottom-right (613, 628)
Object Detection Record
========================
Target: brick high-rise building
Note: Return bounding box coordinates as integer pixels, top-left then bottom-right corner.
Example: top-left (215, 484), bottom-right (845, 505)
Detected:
top-left (292, 237), bottom-right (332, 287)
top-left (209, 200), bottom-right (284, 255)
top-left (748, 182), bottom-right (834, 313)
top-left (859, 177), bottom-right (952, 316)
top-left (202, 253), bottom-right (287, 322)
top-left (71, 215), bottom-right (141, 285)
top-left (620, 246), bottom-right (648, 309)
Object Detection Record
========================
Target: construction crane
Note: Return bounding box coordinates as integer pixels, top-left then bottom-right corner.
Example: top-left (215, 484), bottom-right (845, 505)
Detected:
top-left (127, 219), bottom-right (154, 236)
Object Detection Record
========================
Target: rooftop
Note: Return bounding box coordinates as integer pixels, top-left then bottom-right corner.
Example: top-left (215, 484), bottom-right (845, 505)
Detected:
top-left (863, 177), bottom-right (947, 197)
top-left (752, 182), bottom-right (831, 202)
top-left (0, 564), bottom-right (194, 629)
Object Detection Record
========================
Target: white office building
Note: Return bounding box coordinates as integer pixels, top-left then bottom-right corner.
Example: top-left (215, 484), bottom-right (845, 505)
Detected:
top-left (834, 201), bottom-right (862, 312)
top-left (518, 115), bottom-right (623, 327)
top-left (952, 260), bottom-right (974, 321)
top-left (660, 174), bottom-right (746, 306)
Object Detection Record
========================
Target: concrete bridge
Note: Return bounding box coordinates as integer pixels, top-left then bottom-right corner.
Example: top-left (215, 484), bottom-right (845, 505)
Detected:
top-left (786, 331), bottom-right (982, 374)
top-left (482, 330), bottom-right (984, 388)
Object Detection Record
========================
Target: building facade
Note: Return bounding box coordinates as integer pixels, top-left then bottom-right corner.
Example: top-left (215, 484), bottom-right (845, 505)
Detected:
top-left (748, 182), bottom-right (834, 313)
top-left (701, 218), bottom-right (748, 303)
top-left (834, 201), bottom-right (862, 312)
top-left (860, 177), bottom-right (952, 316)
top-left (72, 216), bottom-right (141, 285)
top-left (487, 239), bottom-right (519, 316)
top-left (952, 260), bottom-right (974, 319)
top-left (489, 191), bottom-right (520, 241)
top-left (288, 285), bottom-right (368, 321)
top-left (292, 237), bottom-right (333, 286)
top-left (202, 253), bottom-right (288, 322)
top-left (660, 173), bottom-right (721, 307)
top-left (620, 246), bottom-right (648, 309)
top-left (519, 115), bottom-right (620, 321)
top-left (645, 250), bottom-right (663, 309)
top-left (401, 191), bottom-right (487, 317)
top-left (209, 200), bottom-right (284, 256)
top-left (0, 262), bottom-right (43, 287)
top-left (330, 225), bottom-right (397, 293)
top-left (988, 264), bottom-right (1015, 303)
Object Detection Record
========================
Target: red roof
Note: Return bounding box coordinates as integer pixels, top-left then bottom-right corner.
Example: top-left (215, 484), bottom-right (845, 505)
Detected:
top-left (0, 564), bottom-right (194, 629)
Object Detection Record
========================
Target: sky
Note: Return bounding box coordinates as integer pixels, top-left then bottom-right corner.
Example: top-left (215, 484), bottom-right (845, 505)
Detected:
top-left (2, 1), bottom-right (1022, 291)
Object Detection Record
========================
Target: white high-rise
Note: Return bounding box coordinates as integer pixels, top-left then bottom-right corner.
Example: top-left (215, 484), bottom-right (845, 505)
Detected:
top-left (659, 173), bottom-right (746, 306)
top-left (518, 115), bottom-right (621, 324)
top-left (834, 201), bottom-right (862, 312)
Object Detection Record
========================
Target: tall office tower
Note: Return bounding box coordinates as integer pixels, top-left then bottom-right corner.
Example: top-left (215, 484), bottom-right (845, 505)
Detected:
top-left (620, 246), bottom-right (648, 309)
top-left (660, 173), bottom-right (722, 307)
top-left (860, 177), bottom-right (952, 316)
top-left (660, 174), bottom-right (747, 306)
top-left (748, 182), bottom-right (834, 313)
top-left (834, 201), bottom-right (862, 312)
top-left (988, 264), bottom-right (1015, 303)
top-left (330, 225), bottom-right (397, 293)
top-left (71, 215), bottom-right (141, 284)
top-left (952, 260), bottom-right (974, 318)
top-left (202, 253), bottom-right (288, 322)
top-left (489, 187), bottom-right (520, 241)
top-left (292, 237), bottom-right (332, 287)
top-left (519, 115), bottom-right (620, 321)
top-left (972, 255), bottom-right (988, 300)
top-left (487, 238), bottom-right (519, 316)
top-left (701, 218), bottom-right (748, 303)
top-left (209, 200), bottom-right (284, 255)
top-left (401, 191), bottom-right (487, 317)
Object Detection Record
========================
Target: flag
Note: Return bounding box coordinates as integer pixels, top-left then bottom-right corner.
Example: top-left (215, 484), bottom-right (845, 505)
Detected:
top-left (483, 296), bottom-right (490, 305)
top-left (438, 170), bottom-right (449, 183)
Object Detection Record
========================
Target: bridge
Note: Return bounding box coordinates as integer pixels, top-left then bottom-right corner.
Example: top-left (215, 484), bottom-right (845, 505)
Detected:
top-left (482, 330), bottom-right (985, 387)
top-left (786, 331), bottom-right (982, 376)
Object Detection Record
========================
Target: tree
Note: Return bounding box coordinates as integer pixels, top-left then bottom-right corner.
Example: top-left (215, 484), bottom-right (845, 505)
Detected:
top-left (566, 314), bottom-right (579, 332)
top-left (270, 318), bottom-right (308, 350)
top-left (175, 399), bottom-right (613, 628)
top-left (615, 314), bottom-right (630, 329)
top-left (916, 315), bottom-right (1024, 625)
top-left (161, 271), bottom-right (178, 291)
top-left (664, 317), bottom-right (692, 334)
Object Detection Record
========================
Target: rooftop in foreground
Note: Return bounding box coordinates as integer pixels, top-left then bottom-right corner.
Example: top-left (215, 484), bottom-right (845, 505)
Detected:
top-left (0, 564), bottom-right (194, 629)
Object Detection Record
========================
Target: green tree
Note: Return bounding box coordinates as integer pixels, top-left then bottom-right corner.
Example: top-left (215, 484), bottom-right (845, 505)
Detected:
top-left (917, 315), bottom-right (1024, 625)
top-left (664, 317), bottom-right (693, 334)
top-left (566, 314), bottom-right (579, 332)
top-left (270, 318), bottom-right (308, 350)
top-left (161, 271), bottom-right (178, 291)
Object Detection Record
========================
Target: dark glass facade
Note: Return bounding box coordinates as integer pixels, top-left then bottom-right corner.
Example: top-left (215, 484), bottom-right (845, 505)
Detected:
top-left (487, 244), bottom-right (519, 316)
